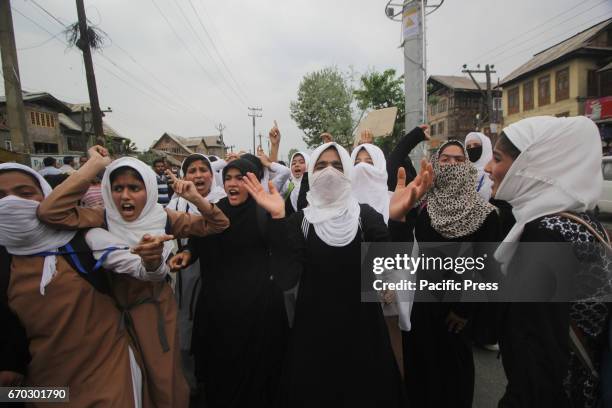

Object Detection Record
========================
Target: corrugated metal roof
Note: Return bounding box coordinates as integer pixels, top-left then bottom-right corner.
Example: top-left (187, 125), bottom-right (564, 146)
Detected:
top-left (598, 61), bottom-right (612, 72)
top-left (203, 135), bottom-right (223, 147)
top-left (184, 137), bottom-right (204, 147)
top-left (500, 18), bottom-right (612, 85)
top-left (429, 75), bottom-right (487, 91)
top-left (158, 133), bottom-right (195, 154)
top-left (58, 113), bottom-right (82, 132)
top-left (0, 91), bottom-right (72, 113)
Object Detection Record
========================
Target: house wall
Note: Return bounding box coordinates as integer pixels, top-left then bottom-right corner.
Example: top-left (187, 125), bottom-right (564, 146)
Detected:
top-left (502, 57), bottom-right (599, 126)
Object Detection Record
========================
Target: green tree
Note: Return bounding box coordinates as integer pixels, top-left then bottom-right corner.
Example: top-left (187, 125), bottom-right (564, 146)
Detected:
top-left (353, 69), bottom-right (405, 153)
top-left (290, 67), bottom-right (354, 148)
top-left (137, 149), bottom-right (158, 165)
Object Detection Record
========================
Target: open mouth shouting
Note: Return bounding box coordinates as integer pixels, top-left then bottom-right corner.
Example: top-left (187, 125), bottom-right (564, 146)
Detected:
top-left (120, 202), bottom-right (137, 219)
top-left (194, 180), bottom-right (207, 192)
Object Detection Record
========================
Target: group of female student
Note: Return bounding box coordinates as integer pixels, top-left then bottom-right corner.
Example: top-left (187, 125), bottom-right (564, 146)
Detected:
top-left (0, 114), bottom-right (610, 408)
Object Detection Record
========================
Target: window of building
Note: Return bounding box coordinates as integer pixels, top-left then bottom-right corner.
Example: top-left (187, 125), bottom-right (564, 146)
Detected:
top-left (67, 135), bottom-right (87, 152)
top-left (29, 111), bottom-right (55, 128)
top-left (5, 140), bottom-right (12, 151)
top-left (33, 142), bottom-right (58, 153)
top-left (508, 87), bottom-right (519, 114)
top-left (438, 120), bottom-right (445, 135)
top-left (556, 67), bottom-right (569, 101)
top-left (493, 97), bottom-right (502, 111)
top-left (431, 123), bottom-right (437, 136)
top-left (523, 80), bottom-right (534, 111)
top-left (538, 75), bottom-right (551, 106)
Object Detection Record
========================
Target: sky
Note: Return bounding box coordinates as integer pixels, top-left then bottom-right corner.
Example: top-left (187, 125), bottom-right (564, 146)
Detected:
top-left (3, 0), bottom-right (612, 160)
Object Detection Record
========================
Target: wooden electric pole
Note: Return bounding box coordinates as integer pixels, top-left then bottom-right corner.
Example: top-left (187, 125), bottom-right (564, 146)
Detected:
top-left (0, 0), bottom-right (30, 154)
top-left (75, 0), bottom-right (105, 145)
top-left (462, 64), bottom-right (497, 130)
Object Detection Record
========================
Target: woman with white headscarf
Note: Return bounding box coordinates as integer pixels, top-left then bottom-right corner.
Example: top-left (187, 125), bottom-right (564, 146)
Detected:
top-left (242, 142), bottom-right (432, 406)
top-left (349, 143), bottom-right (407, 376)
top-left (0, 161), bottom-right (166, 406)
top-left (37, 146), bottom-right (230, 407)
top-left (350, 143), bottom-right (391, 223)
top-left (283, 151), bottom-right (310, 216)
top-left (465, 131), bottom-right (494, 201)
top-left (166, 153), bottom-right (226, 393)
top-left (485, 116), bottom-right (610, 408)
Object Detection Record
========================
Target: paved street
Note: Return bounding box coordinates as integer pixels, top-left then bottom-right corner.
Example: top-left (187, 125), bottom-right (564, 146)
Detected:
top-left (474, 346), bottom-right (506, 407)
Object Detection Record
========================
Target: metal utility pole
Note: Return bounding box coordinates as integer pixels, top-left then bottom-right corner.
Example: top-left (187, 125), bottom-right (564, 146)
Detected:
top-left (247, 107), bottom-right (262, 153)
top-left (216, 123), bottom-right (226, 144)
top-left (75, 0), bottom-right (104, 145)
top-left (386, 0), bottom-right (442, 162)
top-left (216, 122), bottom-right (227, 155)
top-left (462, 64), bottom-right (497, 131)
top-left (0, 0), bottom-right (30, 154)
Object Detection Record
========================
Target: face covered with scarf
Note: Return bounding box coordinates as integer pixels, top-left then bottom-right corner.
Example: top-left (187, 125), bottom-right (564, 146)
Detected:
top-left (0, 163), bottom-right (77, 294)
top-left (350, 144), bottom-right (390, 223)
top-left (304, 143), bottom-right (361, 247)
top-left (426, 141), bottom-right (496, 239)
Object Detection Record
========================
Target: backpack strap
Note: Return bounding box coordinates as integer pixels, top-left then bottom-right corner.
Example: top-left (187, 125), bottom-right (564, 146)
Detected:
top-left (59, 230), bottom-right (113, 295)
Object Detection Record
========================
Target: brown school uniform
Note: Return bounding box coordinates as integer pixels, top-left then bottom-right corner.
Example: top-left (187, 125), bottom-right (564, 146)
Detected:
top-left (8, 255), bottom-right (135, 407)
top-left (37, 172), bottom-right (230, 408)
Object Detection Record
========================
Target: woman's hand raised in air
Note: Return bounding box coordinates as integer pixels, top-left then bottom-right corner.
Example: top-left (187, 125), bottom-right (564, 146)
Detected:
top-left (241, 172), bottom-right (285, 219)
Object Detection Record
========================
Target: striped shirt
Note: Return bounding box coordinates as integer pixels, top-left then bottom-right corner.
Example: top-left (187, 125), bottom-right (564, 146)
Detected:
top-left (156, 174), bottom-right (171, 206)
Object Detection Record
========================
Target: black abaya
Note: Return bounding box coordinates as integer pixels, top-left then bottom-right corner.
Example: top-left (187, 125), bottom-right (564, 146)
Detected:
top-left (189, 197), bottom-right (288, 408)
top-left (269, 204), bottom-right (406, 407)
top-left (401, 208), bottom-right (501, 408)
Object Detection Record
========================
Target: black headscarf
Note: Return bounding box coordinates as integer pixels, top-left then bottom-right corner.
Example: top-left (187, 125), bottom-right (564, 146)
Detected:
top-left (222, 158), bottom-right (260, 181)
top-left (239, 154), bottom-right (264, 180)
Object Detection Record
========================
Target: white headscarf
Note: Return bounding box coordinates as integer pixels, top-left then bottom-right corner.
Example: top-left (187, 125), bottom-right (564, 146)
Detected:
top-left (288, 151), bottom-right (310, 211)
top-left (304, 142), bottom-right (360, 247)
top-left (465, 132), bottom-right (493, 201)
top-left (494, 116), bottom-right (603, 265)
top-left (101, 157), bottom-right (173, 260)
top-left (350, 144), bottom-right (391, 224)
top-left (0, 163), bottom-right (76, 294)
